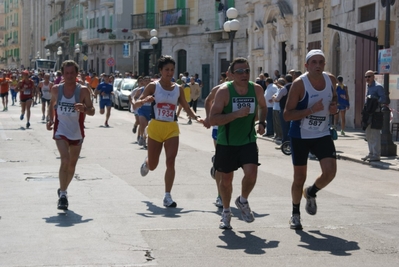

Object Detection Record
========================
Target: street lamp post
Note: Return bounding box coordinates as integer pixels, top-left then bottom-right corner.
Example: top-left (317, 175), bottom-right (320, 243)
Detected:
top-left (45, 49), bottom-right (50, 60)
top-left (36, 51), bottom-right (40, 60)
top-left (380, 0), bottom-right (397, 156)
top-left (57, 46), bottom-right (63, 70)
top-left (149, 29), bottom-right (158, 77)
top-left (223, 8), bottom-right (240, 62)
top-left (75, 44), bottom-right (81, 70)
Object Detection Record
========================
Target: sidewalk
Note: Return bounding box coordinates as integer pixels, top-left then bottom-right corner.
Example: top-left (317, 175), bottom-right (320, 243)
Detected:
top-left (260, 129), bottom-right (399, 171)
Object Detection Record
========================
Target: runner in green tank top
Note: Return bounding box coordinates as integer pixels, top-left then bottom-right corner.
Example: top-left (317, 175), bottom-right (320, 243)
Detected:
top-left (209, 57), bottom-right (267, 230)
top-left (217, 81), bottom-right (258, 146)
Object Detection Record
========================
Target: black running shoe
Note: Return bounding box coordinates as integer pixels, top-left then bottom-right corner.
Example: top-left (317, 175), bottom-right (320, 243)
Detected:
top-left (57, 196), bottom-right (69, 210)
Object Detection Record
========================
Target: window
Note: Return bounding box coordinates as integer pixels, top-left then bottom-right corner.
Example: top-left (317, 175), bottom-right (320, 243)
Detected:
top-left (359, 4), bottom-right (375, 23)
top-left (307, 41), bottom-right (321, 51)
top-left (310, 19), bottom-right (321, 34)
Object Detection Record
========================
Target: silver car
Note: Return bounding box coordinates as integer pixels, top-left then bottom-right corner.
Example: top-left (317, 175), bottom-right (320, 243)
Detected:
top-left (113, 78), bottom-right (138, 110)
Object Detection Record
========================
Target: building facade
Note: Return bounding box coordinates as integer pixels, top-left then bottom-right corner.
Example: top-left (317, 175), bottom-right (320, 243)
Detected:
top-left (2, 0), bottom-right (399, 127)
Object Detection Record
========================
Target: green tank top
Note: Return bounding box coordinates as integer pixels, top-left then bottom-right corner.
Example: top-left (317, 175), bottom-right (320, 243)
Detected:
top-left (217, 81), bottom-right (258, 146)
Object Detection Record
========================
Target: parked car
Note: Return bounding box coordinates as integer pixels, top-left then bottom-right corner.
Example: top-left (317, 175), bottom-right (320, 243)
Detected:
top-left (111, 78), bottom-right (122, 106)
top-left (113, 78), bottom-right (138, 110)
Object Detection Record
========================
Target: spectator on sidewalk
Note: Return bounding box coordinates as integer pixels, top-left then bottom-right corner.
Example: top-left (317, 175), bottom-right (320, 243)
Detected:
top-left (264, 77), bottom-right (277, 137)
top-left (334, 76), bottom-right (350, 136)
top-left (361, 70), bottom-right (386, 162)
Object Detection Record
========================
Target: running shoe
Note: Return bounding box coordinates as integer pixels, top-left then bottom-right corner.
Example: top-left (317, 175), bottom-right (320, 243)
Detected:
top-left (140, 157), bottom-right (149, 177)
top-left (215, 196), bottom-right (223, 208)
top-left (26, 122), bottom-right (30, 129)
top-left (235, 196), bottom-right (255, 223)
top-left (163, 195), bottom-right (177, 208)
top-left (138, 136), bottom-right (144, 146)
top-left (219, 211), bottom-right (232, 229)
top-left (289, 214), bottom-right (303, 230)
top-left (57, 188), bottom-right (60, 197)
top-left (132, 125), bottom-right (137, 133)
top-left (341, 130), bottom-right (345, 136)
top-left (20, 114), bottom-right (24, 120)
top-left (105, 122), bottom-right (109, 127)
top-left (57, 195), bottom-right (69, 210)
top-left (303, 187), bottom-right (317, 215)
top-left (42, 115), bottom-right (45, 120)
top-left (187, 119), bottom-right (192, 125)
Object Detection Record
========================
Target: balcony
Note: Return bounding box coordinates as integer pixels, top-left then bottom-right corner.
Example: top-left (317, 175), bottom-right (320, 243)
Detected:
top-left (100, 0), bottom-right (114, 7)
top-left (160, 8), bottom-right (190, 34)
top-left (131, 13), bottom-right (158, 37)
top-left (81, 28), bottom-right (100, 43)
top-left (64, 18), bottom-right (84, 31)
top-left (0, 26), bottom-right (6, 31)
top-left (98, 28), bottom-right (134, 43)
top-left (79, 0), bottom-right (88, 6)
top-left (55, 0), bottom-right (64, 4)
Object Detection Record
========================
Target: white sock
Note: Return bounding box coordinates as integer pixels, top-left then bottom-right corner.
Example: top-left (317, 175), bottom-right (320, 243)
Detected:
top-left (240, 196), bottom-right (247, 204)
top-left (223, 208), bottom-right (231, 213)
top-left (60, 191), bottom-right (67, 197)
top-left (165, 192), bottom-right (171, 198)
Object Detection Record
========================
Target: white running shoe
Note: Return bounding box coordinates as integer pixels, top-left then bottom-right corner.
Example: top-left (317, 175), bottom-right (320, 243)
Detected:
top-left (235, 196), bottom-right (255, 223)
top-left (140, 157), bottom-right (149, 177)
top-left (219, 211), bottom-right (232, 229)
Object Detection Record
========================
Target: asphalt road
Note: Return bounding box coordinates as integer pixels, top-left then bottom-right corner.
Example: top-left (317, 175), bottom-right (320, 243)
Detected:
top-left (0, 103), bottom-right (398, 267)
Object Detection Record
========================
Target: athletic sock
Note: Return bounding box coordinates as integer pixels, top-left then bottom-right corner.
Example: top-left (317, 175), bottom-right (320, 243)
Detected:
top-left (223, 208), bottom-right (231, 213)
top-left (60, 191), bottom-right (67, 197)
top-left (292, 203), bottom-right (300, 215)
top-left (308, 184), bottom-right (320, 197)
top-left (239, 195), bottom-right (248, 204)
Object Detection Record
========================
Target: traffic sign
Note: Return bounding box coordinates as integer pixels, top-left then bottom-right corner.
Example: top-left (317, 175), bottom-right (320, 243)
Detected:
top-left (378, 48), bottom-right (392, 74)
top-left (106, 57), bottom-right (115, 67)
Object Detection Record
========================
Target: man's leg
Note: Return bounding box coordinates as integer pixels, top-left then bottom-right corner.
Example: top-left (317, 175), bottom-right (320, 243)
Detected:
top-left (219, 172), bottom-right (234, 209)
top-left (105, 106), bottom-right (111, 125)
top-left (241, 163), bottom-right (258, 199)
top-left (369, 128), bottom-right (381, 159)
top-left (56, 140), bottom-right (82, 192)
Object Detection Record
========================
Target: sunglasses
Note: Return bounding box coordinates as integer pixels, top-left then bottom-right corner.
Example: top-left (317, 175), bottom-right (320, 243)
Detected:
top-left (233, 68), bottom-right (250, 74)
top-left (365, 75), bottom-right (372, 78)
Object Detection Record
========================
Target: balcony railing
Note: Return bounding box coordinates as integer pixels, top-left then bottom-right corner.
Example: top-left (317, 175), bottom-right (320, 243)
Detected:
top-left (64, 18), bottom-right (84, 31)
top-left (131, 13), bottom-right (158, 30)
top-left (100, 0), bottom-right (113, 7)
top-left (98, 28), bottom-right (134, 42)
top-left (55, 0), bottom-right (65, 4)
top-left (81, 28), bottom-right (100, 42)
top-left (45, 32), bottom-right (60, 46)
top-left (160, 8), bottom-right (189, 27)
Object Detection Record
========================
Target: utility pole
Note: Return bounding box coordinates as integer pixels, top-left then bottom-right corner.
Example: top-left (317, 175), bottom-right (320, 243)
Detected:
top-left (380, 0), bottom-right (397, 156)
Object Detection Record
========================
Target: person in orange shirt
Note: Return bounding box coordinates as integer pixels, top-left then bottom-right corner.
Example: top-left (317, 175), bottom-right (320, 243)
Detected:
top-left (0, 71), bottom-right (11, 111)
top-left (89, 72), bottom-right (99, 103)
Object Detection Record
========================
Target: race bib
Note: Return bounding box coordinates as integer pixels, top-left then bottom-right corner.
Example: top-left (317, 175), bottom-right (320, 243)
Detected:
top-left (57, 102), bottom-right (78, 117)
top-left (155, 103), bottom-right (175, 121)
top-left (102, 94), bottom-right (110, 99)
top-left (232, 97), bottom-right (255, 114)
top-left (301, 115), bottom-right (328, 132)
top-left (23, 89), bottom-right (31, 95)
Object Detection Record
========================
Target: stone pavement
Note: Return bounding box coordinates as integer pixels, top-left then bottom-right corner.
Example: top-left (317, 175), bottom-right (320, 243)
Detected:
top-left (260, 129), bottom-right (399, 171)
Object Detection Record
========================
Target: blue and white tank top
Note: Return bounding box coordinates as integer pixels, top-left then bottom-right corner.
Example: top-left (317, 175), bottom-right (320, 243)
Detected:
top-left (289, 72), bottom-right (333, 139)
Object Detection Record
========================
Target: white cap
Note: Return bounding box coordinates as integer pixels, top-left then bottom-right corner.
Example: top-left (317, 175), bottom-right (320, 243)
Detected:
top-left (306, 49), bottom-right (325, 63)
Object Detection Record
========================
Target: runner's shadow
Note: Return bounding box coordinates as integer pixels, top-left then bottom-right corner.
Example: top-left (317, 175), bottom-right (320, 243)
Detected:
top-left (296, 230), bottom-right (360, 256)
top-left (217, 230), bottom-right (279, 254)
top-left (137, 201), bottom-right (214, 218)
top-left (42, 210), bottom-right (93, 227)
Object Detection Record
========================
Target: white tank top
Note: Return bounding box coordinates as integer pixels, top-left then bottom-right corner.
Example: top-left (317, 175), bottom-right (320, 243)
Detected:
top-left (41, 82), bottom-right (51, 100)
top-left (152, 81), bottom-right (180, 122)
top-left (55, 84), bottom-right (83, 140)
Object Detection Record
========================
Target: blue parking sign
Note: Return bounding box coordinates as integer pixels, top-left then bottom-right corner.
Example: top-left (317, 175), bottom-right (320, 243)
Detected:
top-left (123, 43), bottom-right (130, 58)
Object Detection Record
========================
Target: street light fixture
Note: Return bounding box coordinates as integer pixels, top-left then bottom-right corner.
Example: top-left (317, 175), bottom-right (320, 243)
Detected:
top-left (45, 49), bottom-right (51, 60)
top-left (36, 51), bottom-right (40, 59)
top-left (75, 43), bottom-right (81, 69)
top-left (223, 7), bottom-right (240, 62)
top-left (57, 46), bottom-right (63, 70)
top-left (149, 29), bottom-right (158, 77)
